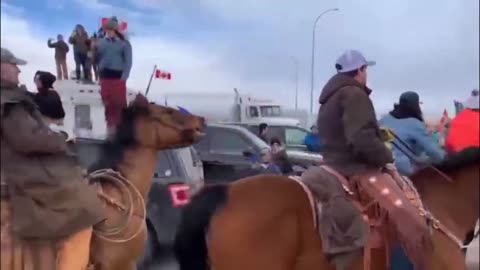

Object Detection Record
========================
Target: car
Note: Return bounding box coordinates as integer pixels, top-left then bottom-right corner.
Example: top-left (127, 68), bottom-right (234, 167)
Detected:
top-left (71, 137), bottom-right (204, 269)
top-left (229, 122), bottom-right (313, 152)
top-left (193, 123), bottom-right (322, 184)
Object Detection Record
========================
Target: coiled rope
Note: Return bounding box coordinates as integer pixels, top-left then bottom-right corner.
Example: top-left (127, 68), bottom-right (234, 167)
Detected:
top-left (87, 169), bottom-right (146, 243)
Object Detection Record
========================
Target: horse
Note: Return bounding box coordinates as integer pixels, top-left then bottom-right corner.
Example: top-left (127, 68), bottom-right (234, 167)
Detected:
top-left (1, 94), bottom-right (206, 270)
top-left (174, 147), bottom-right (479, 270)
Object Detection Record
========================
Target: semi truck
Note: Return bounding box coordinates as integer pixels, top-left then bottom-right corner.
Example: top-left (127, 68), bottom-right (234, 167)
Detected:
top-left (161, 88), bottom-right (300, 126)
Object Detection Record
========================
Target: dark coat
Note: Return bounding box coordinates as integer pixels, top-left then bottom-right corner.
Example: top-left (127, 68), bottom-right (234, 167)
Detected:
top-left (47, 40), bottom-right (69, 60)
top-left (317, 73), bottom-right (393, 177)
top-left (0, 86), bottom-right (104, 240)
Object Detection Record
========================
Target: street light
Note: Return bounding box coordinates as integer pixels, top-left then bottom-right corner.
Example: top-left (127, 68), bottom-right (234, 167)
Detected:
top-left (309, 8), bottom-right (339, 114)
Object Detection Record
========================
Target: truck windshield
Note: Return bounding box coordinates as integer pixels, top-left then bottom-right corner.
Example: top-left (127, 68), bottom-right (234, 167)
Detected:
top-left (260, 106), bottom-right (281, 117)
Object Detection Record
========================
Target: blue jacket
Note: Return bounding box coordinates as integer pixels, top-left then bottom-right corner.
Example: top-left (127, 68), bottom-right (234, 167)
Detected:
top-left (303, 133), bottom-right (321, 152)
top-left (96, 38), bottom-right (132, 80)
top-left (379, 114), bottom-right (445, 176)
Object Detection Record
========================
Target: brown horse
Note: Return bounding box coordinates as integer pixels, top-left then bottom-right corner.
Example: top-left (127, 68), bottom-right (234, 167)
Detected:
top-left (174, 147), bottom-right (479, 270)
top-left (1, 94), bottom-right (206, 270)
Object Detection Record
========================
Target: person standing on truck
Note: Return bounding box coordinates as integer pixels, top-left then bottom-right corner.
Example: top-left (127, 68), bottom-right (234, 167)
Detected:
top-left (69, 24), bottom-right (91, 82)
top-left (47, 34), bottom-right (69, 80)
top-left (94, 16), bottom-right (132, 136)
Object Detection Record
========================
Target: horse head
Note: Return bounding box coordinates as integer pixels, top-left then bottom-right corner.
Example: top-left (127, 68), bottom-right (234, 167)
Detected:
top-left (117, 93), bottom-right (205, 150)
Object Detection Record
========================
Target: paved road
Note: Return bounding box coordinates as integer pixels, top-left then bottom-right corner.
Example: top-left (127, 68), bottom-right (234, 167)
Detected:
top-left (152, 230), bottom-right (479, 270)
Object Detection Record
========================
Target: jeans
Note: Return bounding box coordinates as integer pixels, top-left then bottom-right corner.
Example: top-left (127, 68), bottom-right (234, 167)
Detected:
top-left (390, 245), bottom-right (414, 270)
top-left (74, 52), bottom-right (89, 80)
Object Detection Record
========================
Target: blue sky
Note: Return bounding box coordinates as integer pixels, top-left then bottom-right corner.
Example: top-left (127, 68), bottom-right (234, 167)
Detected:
top-left (1, 0), bottom-right (479, 118)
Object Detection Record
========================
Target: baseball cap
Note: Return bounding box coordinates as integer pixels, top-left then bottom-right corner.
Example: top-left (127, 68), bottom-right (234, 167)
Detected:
top-left (1, 48), bottom-right (27, 65)
top-left (399, 91), bottom-right (422, 105)
top-left (335, 50), bottom-right (375, 73)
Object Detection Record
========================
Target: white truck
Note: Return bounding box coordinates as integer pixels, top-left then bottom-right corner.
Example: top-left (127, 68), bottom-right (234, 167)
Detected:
top-left (53, 79), bottom-right (138, 139)
top-left (161, 88), bottom-right (300, 126)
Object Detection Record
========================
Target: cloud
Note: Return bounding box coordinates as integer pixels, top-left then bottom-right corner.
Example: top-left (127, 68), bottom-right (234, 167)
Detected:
top-left (1, 0), bottom-right (478, 119)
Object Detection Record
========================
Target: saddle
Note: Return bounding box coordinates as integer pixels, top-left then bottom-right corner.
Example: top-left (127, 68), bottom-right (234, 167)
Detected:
top-left (292, 165), bottom-right (428, 270)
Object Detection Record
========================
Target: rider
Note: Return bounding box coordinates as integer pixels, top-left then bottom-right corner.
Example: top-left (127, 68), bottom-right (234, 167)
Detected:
top-left (0, 47), bottom-right (103, 270)
top-left (445, 89), bottom-right (480, 153)
top-left (316, 50), bottom-right (431, 270)
top-left (379, 91), bottom-right (445, 176)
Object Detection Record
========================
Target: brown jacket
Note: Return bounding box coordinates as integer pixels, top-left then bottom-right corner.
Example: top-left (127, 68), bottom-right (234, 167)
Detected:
top-left (47, 40), bottom-right (69, 61)
top-left (1, 85), bottom-right (104, 240)
top-left (317, 73), bottom-right (393, 177)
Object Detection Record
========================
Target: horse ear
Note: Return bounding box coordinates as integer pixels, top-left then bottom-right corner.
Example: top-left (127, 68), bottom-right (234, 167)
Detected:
top-left (132, 94), bottom-right (149, 107)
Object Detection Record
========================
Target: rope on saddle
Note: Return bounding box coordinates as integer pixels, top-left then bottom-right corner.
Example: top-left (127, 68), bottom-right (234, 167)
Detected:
top-left (87, 169), bottom-right (146, 243)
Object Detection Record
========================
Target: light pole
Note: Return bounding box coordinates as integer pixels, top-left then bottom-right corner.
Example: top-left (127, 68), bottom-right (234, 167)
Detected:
top-left (309, 8), bottom-right (339, 114)
top-left (294, 59), bottom-right (299, 113)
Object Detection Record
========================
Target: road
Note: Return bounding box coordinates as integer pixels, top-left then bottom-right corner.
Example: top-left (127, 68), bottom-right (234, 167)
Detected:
top-left (152, 227), bottom-right (479, 270)
top-left (152, 246), bottom-right (479, 270)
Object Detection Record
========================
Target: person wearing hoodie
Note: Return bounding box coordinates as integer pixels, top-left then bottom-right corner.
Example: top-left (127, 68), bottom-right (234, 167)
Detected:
top-left (32, 71), bottom-right (66, 125)
top-left (379, 91), bottom-right (445, 176)
top-left (69, 24), bottom-right (91, 81)
top-left (445, 89), bottom-right (480, 153)
top-left (315, 50), bottom-right (430, 270)
top-left (94, 16), bottom-right (132, 136)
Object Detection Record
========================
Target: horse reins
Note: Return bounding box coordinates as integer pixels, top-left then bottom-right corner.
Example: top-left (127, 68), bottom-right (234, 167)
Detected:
top-left (389, 131), bottom-right (454, 183)
top-left (388, 131), bottom-right (478, 249)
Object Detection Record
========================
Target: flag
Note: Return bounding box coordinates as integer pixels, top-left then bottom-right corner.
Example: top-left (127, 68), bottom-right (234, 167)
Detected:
top-left (438, 109), bottom-right (450, 132)
top-left (155, 69), bottom-right (172, 80)
top-left (101, 17), bottom-right (128, 32)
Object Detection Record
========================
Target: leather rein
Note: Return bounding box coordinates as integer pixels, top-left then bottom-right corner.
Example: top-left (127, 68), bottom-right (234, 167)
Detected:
top-left (389, 131), bottom-right (478, 249)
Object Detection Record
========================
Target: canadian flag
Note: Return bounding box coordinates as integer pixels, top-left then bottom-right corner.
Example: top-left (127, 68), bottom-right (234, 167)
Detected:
top-left (438, 109), bottom-right (450, 132)
top-left (101, 17), bottom-right (128, 32)
top-left (155, 69), bottom-right (172, 80)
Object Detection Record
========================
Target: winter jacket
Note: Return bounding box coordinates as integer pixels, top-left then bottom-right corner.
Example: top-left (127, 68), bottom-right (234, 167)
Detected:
top-left (0, 85), bottom-right (103, 240)
top-left (96, 37), bottom-right (132, 80)
top-left (317, 73), bottom-right (393, 177)
top-left (47, 40), bottom-right (69, 60)
top-left (445, 109), bottom-right (480, 153)
top-left (379, 114), bottom-right (445, 176)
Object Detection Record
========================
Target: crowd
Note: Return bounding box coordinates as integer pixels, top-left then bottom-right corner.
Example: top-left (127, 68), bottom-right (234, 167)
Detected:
top-left (46, 16), bottom-right (133, 136)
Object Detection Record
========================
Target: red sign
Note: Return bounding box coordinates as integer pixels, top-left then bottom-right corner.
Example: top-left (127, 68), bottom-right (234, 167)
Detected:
top-left (168, 184), bottom-right (190, 207)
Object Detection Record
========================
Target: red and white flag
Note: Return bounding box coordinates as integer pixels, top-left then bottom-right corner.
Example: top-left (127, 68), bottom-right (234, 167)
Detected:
top-left (155, 69), bottom-right (172, 80)
top-left (101, 17), bottom-right (128, 32)
top-left (438, 109), bottom-right (450, 132)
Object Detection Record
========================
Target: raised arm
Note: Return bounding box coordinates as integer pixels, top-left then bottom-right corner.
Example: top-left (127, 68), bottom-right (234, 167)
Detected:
top-left (410, 120), bottom-right (445, 163)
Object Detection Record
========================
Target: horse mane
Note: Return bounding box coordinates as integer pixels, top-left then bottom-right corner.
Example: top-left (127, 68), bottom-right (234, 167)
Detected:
top-left (434, 147), bottom-right (480, 173)
top-left (88, 103), bottom-right (150, 172)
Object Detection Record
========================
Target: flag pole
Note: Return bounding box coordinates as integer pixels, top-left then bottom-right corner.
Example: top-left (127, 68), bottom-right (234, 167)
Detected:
top-left (145, 65), bottom-right (157, 96)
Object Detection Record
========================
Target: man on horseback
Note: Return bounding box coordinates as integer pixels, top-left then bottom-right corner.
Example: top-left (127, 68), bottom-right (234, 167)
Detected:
top-left (316, 50), bottom-right (431, 270)
top-left (1, 47), bottom-right (104, 270)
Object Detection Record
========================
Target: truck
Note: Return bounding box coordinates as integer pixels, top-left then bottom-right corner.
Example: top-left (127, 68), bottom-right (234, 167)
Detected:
top-left (53, 79), bottom-right (138, 139)
top-left (161, 88), bottom-right (300, 126)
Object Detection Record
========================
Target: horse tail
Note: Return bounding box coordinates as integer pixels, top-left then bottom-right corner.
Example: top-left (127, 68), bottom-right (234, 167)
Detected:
top-left (174, 184), bottom-right (228, 270)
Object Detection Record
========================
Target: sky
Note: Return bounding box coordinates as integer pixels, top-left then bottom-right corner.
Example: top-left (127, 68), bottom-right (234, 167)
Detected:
top-left (1, 0), bottom-right (478, 118)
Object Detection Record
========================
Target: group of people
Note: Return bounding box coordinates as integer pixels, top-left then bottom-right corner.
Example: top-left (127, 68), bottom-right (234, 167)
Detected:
top-left (1, 28), bottom-right (478, 270)
top-left (46, 16), bottom-right (133, 135)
